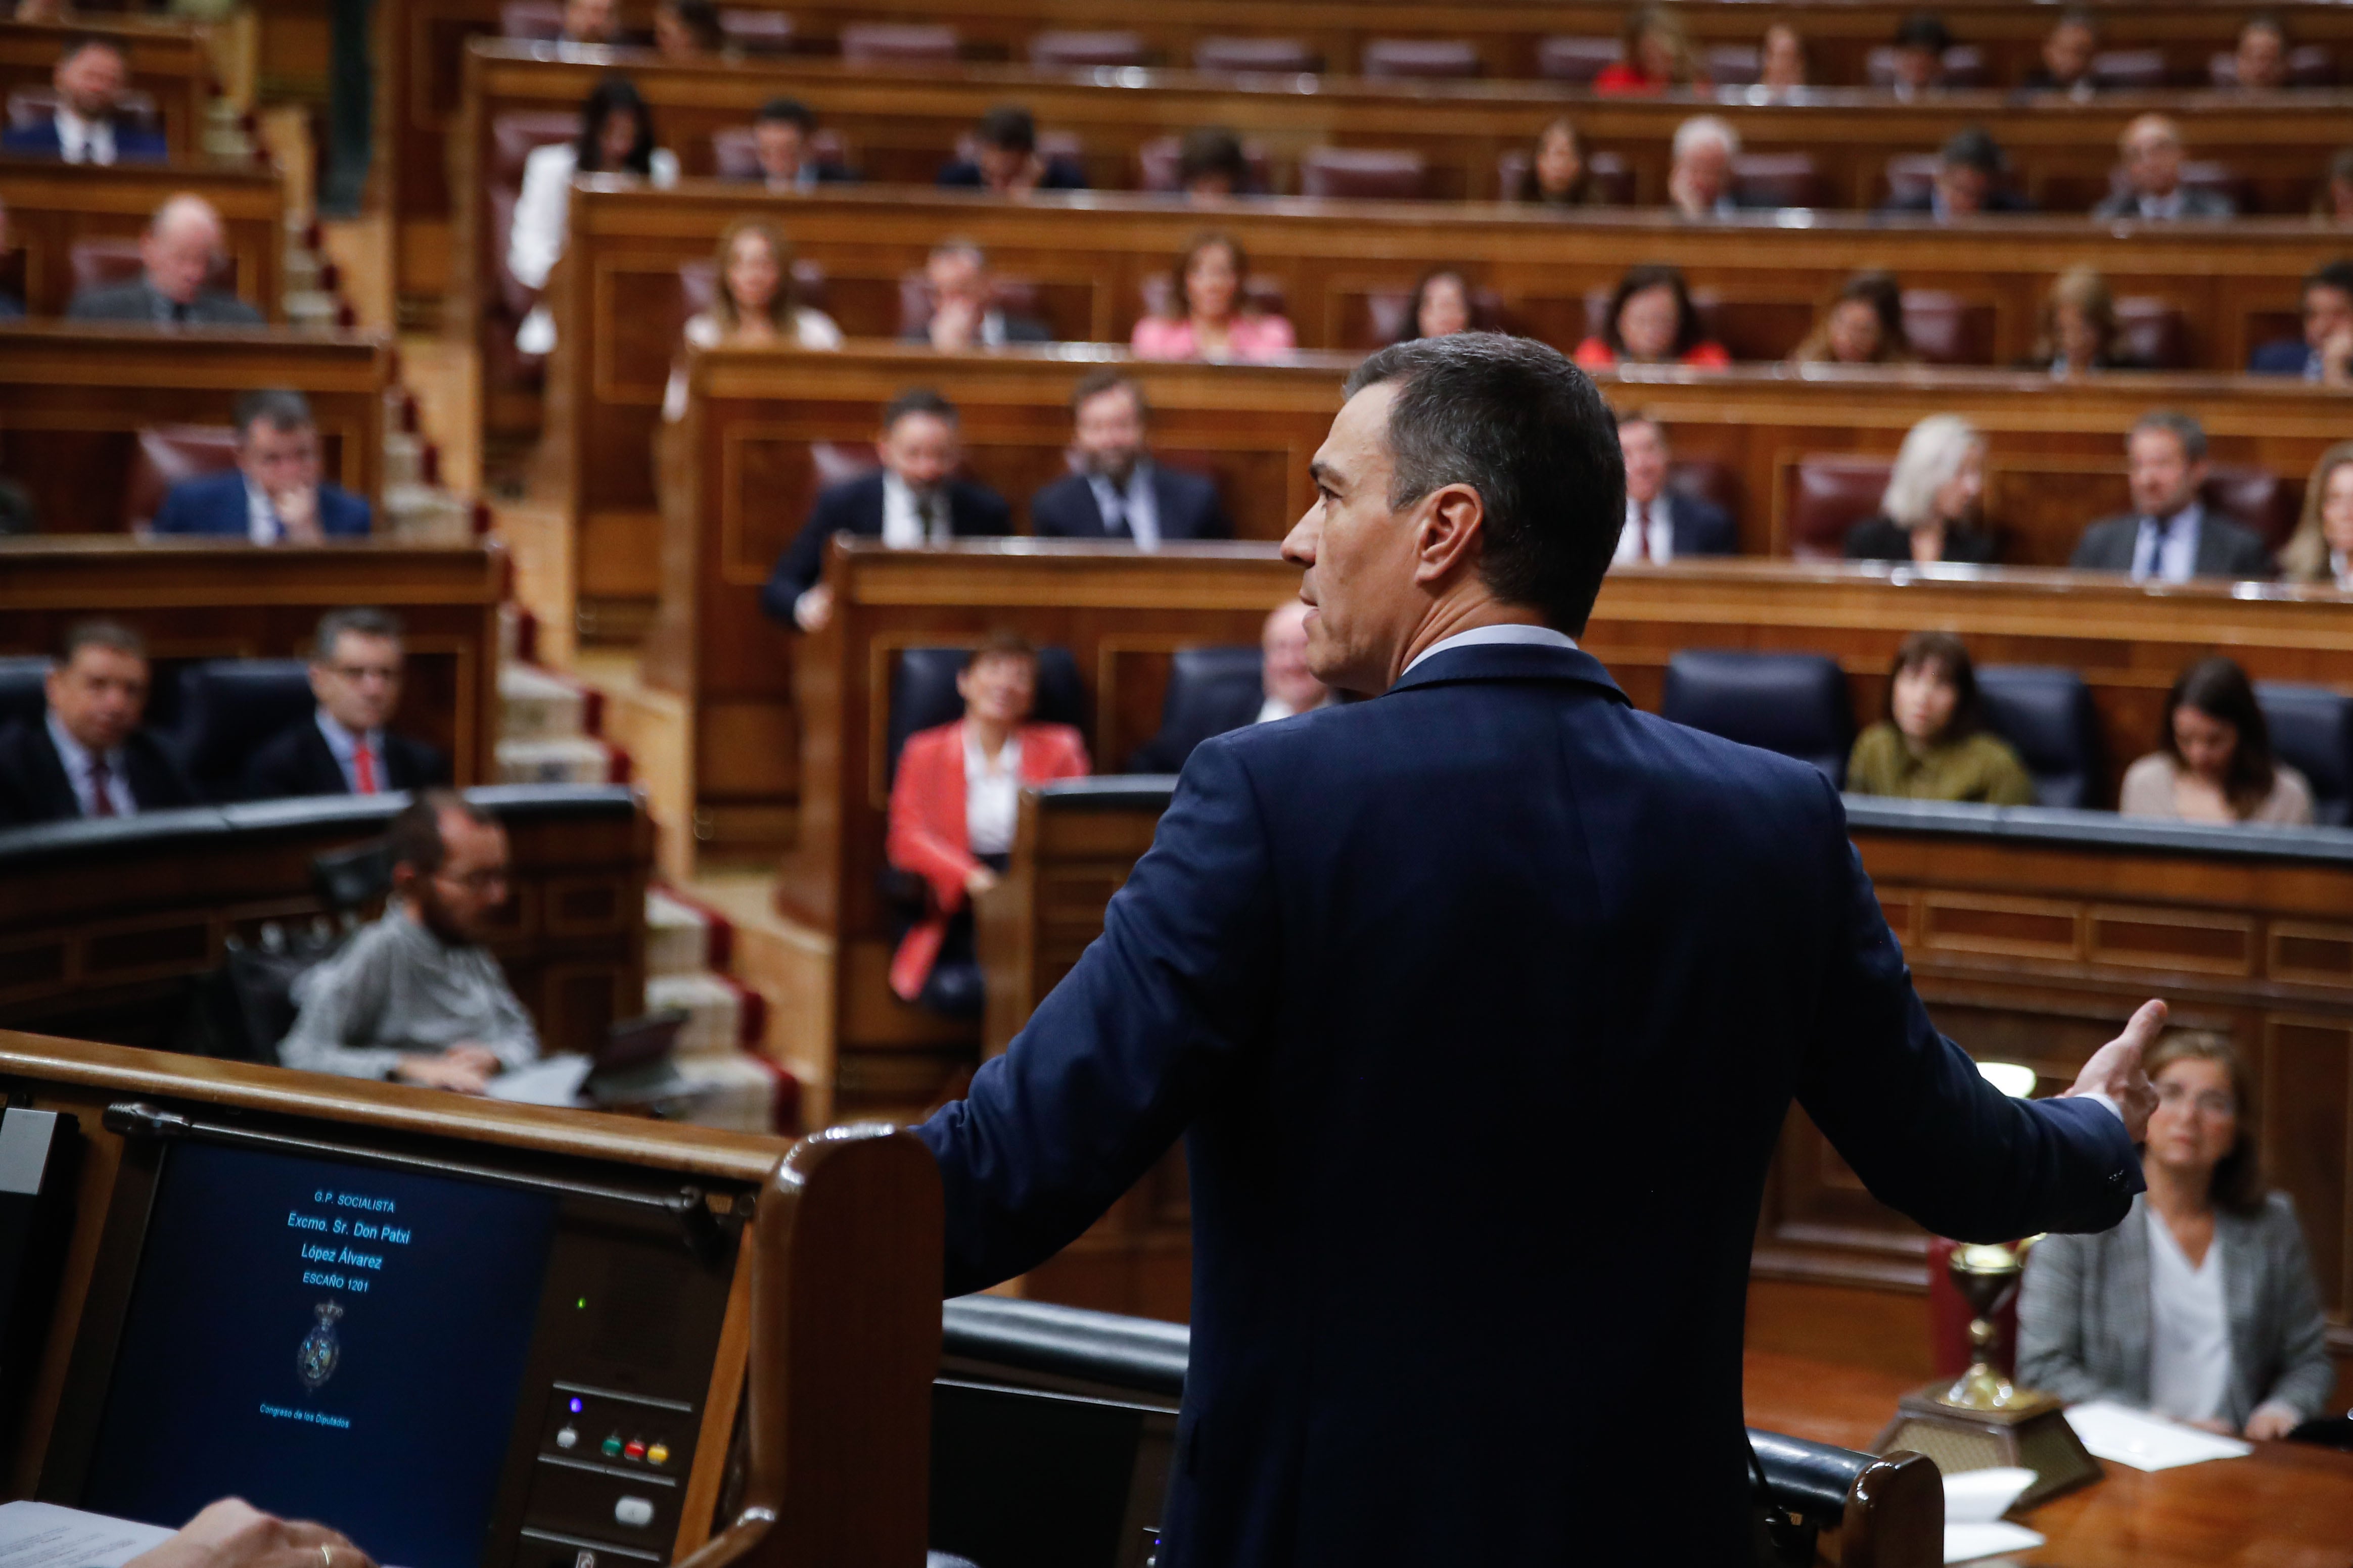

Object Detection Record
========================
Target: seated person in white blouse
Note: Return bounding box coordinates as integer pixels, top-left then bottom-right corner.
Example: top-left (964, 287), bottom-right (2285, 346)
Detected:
top-left (508, 75), bottom-right (679, 356)
top-left (663, 216), bottom-right (843, 419)
top-left (884, 635), bottom-right (1090, 1018)
top-left (2019, 1031), bottom-right (2336, 1439)
top-left (2119, 657), bottom-right (2315, 827)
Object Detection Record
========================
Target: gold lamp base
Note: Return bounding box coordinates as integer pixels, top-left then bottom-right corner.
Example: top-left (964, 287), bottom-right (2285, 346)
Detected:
top-left (1870, 1382), bottom-right (2103, 1511)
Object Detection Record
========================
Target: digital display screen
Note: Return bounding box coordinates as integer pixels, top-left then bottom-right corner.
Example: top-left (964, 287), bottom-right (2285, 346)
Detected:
top-left (81, 1141), bottom-right (558, 1566)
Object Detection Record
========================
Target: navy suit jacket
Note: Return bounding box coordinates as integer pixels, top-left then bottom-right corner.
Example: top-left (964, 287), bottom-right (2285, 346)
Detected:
top-left (2249, 338), bottom-right (2318, 376)
top-left (0, 115), bottom-right (167, 163)
top-left (760, 471), bottom-right (1012, 623)
top-left (150, 470), bottom-right (373, 539)
top-left (916, 640), bottom-right (2142, 1567)
top-left (1656, 491), bottom-right (1736, 556)
top-left (241, 717), bottom-right (448, 802)
top-left (1030, 464), bottom-right (1232, 544)
top-left (0, 719), bottom-right (195, 827)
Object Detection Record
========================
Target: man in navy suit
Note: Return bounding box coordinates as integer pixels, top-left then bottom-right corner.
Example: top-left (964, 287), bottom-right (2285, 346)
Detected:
top-left (1613, 409), bottom-right (1736, 562)
top-left (914, 335), bottom-right (2161, 1566)
top-left (0, 36), bottom-right (166, 165)
top-left (151, 389), bottom-right (372, 542)
top-left (0, 620), bottom-right (194, 827)
top-left (762, 388), bottom-right (1012, 632)
top-left (2249, 259), bottom-right (2353, 384)
top-left (243, 607), bottom-right (449, 801)
top-left (1030, 370), bottom-right (1231, 548)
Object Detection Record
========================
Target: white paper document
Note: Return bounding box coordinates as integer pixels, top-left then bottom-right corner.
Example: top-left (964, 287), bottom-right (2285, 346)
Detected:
top-left (1942, 1467), bottom-right (2043, 1562)
top-left (2063, 1400), bottom-right (2252, 1470)
top-left (481, 1054), bottom-right (593, 1106)
top-left (0, 1502), bottom-right (172, 1568)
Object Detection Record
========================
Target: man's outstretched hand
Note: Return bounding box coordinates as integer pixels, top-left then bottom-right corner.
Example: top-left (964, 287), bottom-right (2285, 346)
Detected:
top-left (2065, 998), bottom-right (2165, 1143)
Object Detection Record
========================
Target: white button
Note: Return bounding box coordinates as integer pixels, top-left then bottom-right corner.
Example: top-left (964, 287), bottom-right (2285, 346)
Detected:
top-left (555, 1427), bottom-right (578, 1450)
top-left (614, 1497), bottom-right (655, 1528)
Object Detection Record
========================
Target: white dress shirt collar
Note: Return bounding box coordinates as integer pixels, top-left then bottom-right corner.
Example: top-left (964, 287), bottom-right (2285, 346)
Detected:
top-left (45, 710), bottom-right (132, 816)
top-left (880, 472), bottom-right (953, 549)
top-left (315, 709), bottom-right (386, 794)
top-left (1401, 623), bottom-right (1579, 677)
top-left (56, 106), bottom-right (114, 166)
top-left (1086, 461), bottom-right (1162, 551)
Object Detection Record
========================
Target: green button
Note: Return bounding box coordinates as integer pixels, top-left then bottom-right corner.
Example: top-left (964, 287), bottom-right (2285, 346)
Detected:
top-left (601, 1435), bottom-right (623, 1457)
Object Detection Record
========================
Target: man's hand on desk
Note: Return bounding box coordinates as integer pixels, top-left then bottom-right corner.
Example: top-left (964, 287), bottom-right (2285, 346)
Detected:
top-left (2064, 998), bottom-right (2165, 1143)
top-left (125, 1498), bottom-right (375, 1568)
top-left (392, 1043), bottom-right (502, 1095)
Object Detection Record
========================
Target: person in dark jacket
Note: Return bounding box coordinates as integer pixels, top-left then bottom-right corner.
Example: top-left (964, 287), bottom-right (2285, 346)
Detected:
top-left (762, 388), bottom-right (1011, 632)
top-left (1030, 369), bottom-right (1230, 548)
top-left (65, 194), bottom-right (262, 326)
top-left (733, 97), bottom-right (858, 191)
top-left (243, 607), bottom-right (449, 801)
top-left (1844, 414), bottom-right (2006, 564)
top-left (0, 619), bottom-right (193, 827)
top-left (1611, 411), bottom-right (1736, 563)
top-left (151, 389), bottom-right (372, 541)
top-left (1877, 127), bottom-right (2034, 219)
top-left (2247, 258), bottom-right (2353, 385)
top-left (936, 105), bottom-right (1089, 194)
top-left (0, 35), bottom-right (166, 164)
top-left (2070, 411), bottom-right (2275, 581)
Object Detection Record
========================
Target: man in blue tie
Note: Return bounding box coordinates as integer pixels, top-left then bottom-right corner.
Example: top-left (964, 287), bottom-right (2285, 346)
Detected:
top-left (2069, 411), bottom-right (2274, 581)
top-left (1029, 369), bottom-right (1231, 548)
top-left (914, 334), bottom-right (2164, 1567)
top-left (150, 389), bottom-right (373, 542)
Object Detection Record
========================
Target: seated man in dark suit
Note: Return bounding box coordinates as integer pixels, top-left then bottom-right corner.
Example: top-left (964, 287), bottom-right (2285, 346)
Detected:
top-left (737, 97), bottom-right (857, 191)
top-left (0, 619), bottom-right (194, 827)
top-left (2071, 410), bottom-right (2275, 581)
top-left (151, 389), bottom-right (372, 541)
top-left (1612, 410), bottom-right (1735, 563)
top-left (761, 387), bottom-right (1012, 632)
top-left (244, 607), bottom-right (449, 801)
top-left (936, 104), bottom-right (1089, 195)
top-left (911, 332), bottom-right (2160, 1566)
top-left (1031, 369), bottom-right (1231, 549)
top-left (903, 239), bottom-right (1053, 351)
top-left (2091, 115), bottom-right (2236, 220)
top-left (1877, 127), bottom-right (2035, 220)
top-left (2249, 259), bottom-right (2353, 385)
top-left (1128, 600), bottom-right (1332, 771)
top-left (0, 36), bottom-right (167, 165)
top-left (66, 193), bottom-right (263, 326)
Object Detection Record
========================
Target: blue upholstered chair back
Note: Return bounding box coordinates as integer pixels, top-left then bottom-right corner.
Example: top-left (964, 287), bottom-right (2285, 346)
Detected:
top-left (1128, 645), bottom-right (1263, 773)
top-left (173, 659), bottom-right (314, 803)
top-left (0, 656), bottom-right (49, 736)
top-left (2255, 683), bottom-right (2353, 827)
top-left (886, 646), bottom-right (1087, 786)
top-left (1977, 666), bottom-right (2102, 809)
top-left (1660, 650), bottom-right (1853, 786)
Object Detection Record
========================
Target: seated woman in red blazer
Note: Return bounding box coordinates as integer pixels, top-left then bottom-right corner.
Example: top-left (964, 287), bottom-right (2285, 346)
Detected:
top-left (887, 635), bottom-right (1091, 1015)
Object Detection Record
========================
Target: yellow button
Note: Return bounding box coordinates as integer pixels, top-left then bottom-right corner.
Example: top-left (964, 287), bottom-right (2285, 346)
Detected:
top-left (646, 1443), bottom-right (670, 1466)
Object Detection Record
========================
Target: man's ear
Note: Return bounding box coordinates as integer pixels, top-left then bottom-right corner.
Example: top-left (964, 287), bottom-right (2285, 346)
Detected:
top-left (1411, 482), bottom-right (1487, 589)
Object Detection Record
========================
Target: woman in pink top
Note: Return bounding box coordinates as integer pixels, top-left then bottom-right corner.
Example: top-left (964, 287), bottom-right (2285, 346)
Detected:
top-left (1130, 231), bottom-right (1297, 363)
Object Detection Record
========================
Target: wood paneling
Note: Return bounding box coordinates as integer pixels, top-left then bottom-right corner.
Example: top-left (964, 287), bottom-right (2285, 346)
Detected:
top-left (0, 18), bottom-right (214, 164)
top-left (0, 325), bottom-right (393, 534)
top-left (0, 159), bottom-right (284, 321)
top-left (0, 537), bottom-right (503, 785)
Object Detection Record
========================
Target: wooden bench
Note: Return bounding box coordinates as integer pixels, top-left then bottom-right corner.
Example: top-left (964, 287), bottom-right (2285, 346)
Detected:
top-left (0, 784), bottom-right (648, 1057)
top-left (0, 16), bottom-right (215, 164)
top-left (986, 778), bottom-right (2353, 1406)
top-left (0, 324), bottom-right (392, 531)
top-left (0, 536), bottom-right (504, 785)
top-left (0, 157), bottom-right (286, 321)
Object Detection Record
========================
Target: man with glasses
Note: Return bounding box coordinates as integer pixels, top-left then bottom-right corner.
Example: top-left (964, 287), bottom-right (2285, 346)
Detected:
top-left (244, 608), bottom-right (449, 801)
top-left (278, 791), bottom-right (538, 1092)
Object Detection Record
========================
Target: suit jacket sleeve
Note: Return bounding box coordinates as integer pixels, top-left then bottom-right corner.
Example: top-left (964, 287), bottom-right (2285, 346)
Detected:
top-left (887, 728), bottom-right (981, 915)
top-left (2070, 520), bottom-right (2119, 569)
top-left (1682, 496), bottom-right (1737, 556)
top-left (762, 487), bottom-right (849, 623)
top-left (2015, 1231), bottom-right (2138, 1405)
top-left (1799, 776), bottom-right (2142, 1242)
top-left (962, 485), bottom-right (1013, 537)
top-left (2257, 1198), bottom-right (2338, 1419)
top-left (914, 736), bottom-right (1280, 1294)
top-left (2228, 526), bottom-right (2278, 578)
top-left (150, 480), bottom-right (201, 535)
top-left (1184, 473), bottom-right (1234, 540)
top-left (1030, 479), bottom-right (1087, 538)
top-left (241, 729), bottom-right (305, 800)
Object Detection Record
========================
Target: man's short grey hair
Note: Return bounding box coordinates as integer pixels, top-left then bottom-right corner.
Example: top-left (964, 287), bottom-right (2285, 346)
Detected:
top-left (1880, 414), bottom-right (1982, 530)
top-left (929, 236), bottom-right (988, 270)
top-left (313, 606), bottom-right (405, 660)
top-left (150, 192), bottom-right (223, 243)
top-left (1672, 115), bottom-right (1740, 162)
top-left (2132, 409), bottom-right (2207, 462)
top-left (233, 388), bottom-right (315, 439)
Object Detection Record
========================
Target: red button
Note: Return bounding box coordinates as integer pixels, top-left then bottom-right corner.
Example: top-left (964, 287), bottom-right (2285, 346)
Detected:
top-left (623, 1439), bottom-right (647, 1460)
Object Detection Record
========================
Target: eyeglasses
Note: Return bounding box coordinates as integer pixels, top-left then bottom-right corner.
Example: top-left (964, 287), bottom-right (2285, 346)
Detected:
top-left (434, 868), bottom-right (510, 893)
top-left (327, 663), bottom-right (401, 683)
top-left (2155, 1082), bottom-right (2236, 1118)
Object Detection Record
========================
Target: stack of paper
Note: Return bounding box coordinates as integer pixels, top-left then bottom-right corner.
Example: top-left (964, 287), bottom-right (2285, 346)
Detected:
top-left (0, 1501), bottom-right (173, 1568)
top-left (1943, 1466), bottom-right (2043, 1564)
top-left (2063, 1401), bottom-right (2253, 1471)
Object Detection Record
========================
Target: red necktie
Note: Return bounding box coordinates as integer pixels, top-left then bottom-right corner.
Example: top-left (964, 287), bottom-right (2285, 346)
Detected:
top-left (1635, 503), bottom-right (1653, 562)
top-left (87, 756), bottom-right (117, 817)
top-left (353, 742), bottom-right (378, 795)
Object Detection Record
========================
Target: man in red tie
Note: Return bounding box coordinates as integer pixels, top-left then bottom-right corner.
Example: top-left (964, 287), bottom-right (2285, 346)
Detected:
top-left (0, 620), bottom-right (195, 826)
top-left (242, 608), bottom-right (451, 801)
top-left (1610, 410), bottom-right (1737, 565)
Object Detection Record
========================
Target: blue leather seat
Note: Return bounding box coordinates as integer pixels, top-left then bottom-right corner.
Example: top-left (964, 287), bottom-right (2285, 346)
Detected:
top-left (1126, 645), bottom-right (1263, 773)
top-left (1977, 666), bottom-right (2101, 809)
top-left (172, 659), bottom-right (315, 804)
top-left (1660, 650), bottom-right (1852, 785)
top-left (885, 646), bottom-right (1088, 786)
top-left (2255, 683), bottom-right (2353, 827)
top-left (0, 656), bottom-right (49, 736)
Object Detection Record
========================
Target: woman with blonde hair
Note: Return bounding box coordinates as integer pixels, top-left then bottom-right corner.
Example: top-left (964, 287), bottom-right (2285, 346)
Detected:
top-left (1595, 6), bottom-right (1708, 93)
top-left (1842, 414), bottom-right (2003, 563)
top-left (2276, 441), bottom-right (2353, 587)
top-left (663, 217), bottom-right (842, 420)
top-left (2022, 266), bottom-right (2140, 375)
top-left (2021, 1030), bottom-right (2334, 1440)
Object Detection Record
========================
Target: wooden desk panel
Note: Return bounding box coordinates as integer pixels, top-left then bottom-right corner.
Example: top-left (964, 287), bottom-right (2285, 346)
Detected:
top-left (0, 537), bottom-right (503, 785)
top-left (0, 18), bottom-right (214, 164)
top-left (0, 325), bottom-right (391, 532)
top-left (1745, 1351), bottom-right (2353, 1566)
top-left (0, 159), bottom-right (285, 321)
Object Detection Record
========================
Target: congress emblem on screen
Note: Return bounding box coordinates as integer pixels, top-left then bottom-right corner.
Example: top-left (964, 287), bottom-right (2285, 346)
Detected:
top-left (297, 1301), bottom-right (345, 1390)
